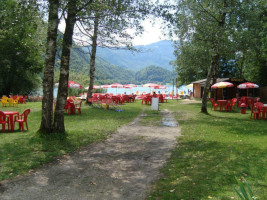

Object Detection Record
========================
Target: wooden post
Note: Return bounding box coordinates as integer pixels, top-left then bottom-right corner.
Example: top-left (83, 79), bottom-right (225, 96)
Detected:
top-left (172, 79), bottom-right (174, 99)
top-left (176, 78), bottom-right (178, 100)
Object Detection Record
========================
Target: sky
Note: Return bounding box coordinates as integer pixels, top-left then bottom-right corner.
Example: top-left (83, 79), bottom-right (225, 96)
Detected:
top-left (58, 18), bottom-right (170, 46)
top-left (129, 19), bottom-right (170, 46)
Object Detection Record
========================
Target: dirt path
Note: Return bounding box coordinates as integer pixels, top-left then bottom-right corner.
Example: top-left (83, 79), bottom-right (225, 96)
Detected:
top-left (0, 109), bottom-right (181, 200)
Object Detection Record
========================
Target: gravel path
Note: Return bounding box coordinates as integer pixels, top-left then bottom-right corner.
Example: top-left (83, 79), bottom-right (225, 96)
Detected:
top-left (0, 109), bottom-right (181, 200)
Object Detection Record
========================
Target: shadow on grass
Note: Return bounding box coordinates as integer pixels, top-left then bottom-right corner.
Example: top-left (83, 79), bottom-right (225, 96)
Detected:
top-left (149, 139), bottom-right (267, 199)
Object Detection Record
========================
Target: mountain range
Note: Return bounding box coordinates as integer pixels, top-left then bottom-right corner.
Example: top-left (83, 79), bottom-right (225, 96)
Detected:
top-left (95, 40), bottom-right (176, 71)
top-left (55, 40), bottom-right (177, 86)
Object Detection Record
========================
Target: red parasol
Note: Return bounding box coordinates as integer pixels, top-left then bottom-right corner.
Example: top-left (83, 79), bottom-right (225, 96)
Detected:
top-left (55, 81), bottom-right (83, 89)
top-left (101, 85), bottom-right (110, 89)
top-left (153, 85), bottom-right (167, 89)
top-left (110, 83), bottom-right (123, 88)
top-left (237, 82), bottom-right (259, 96)
top-left (237, 82), bottom-right (259, 89)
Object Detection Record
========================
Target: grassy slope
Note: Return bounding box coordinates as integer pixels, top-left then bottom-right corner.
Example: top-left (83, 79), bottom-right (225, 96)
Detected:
top-left (0, 102), bottom-right (142, 181)
top-left (148, 100), bottom-right (267, 200)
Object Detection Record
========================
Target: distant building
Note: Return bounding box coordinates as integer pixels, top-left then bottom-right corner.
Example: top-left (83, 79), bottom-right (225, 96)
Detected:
top-left (192, 78), bottom-right (250, 100)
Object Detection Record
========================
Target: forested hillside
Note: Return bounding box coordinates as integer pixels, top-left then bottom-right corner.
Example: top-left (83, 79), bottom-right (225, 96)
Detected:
top-left (54, 47), bottom-right (135, 86)
top-left (54, 42), bottom-right (176, 86)
top-left (135, 65), bottom-right (177, 84)
top-left (95, 40), bottom-right (176, 71)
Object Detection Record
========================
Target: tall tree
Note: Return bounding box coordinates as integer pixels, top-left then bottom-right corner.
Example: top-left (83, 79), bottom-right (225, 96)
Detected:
top-left (165, 0), bottom-right (235, 113)
top-left (53, 0), bottom-right (78, 133)
top-left (0, 0), bottom-right (44, 96)
top-left (53, 0), bottom-right (94, 133)
top-left (74, 0), bottom-right (151, 103)
top-left (39, 0), bottom-right (60, 134)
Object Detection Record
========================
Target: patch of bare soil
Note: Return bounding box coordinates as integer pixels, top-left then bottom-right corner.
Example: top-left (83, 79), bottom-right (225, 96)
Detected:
top-left (180, 99), bottom-right (201, 104)
top-left (0, 110), bottom-right (181, 200)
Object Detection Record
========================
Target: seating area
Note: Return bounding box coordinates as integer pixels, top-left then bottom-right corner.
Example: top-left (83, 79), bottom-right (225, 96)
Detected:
top-left (64, 96), bottom-right (83, 115)
top-left (210, 96), bottom-right (267, 120)
top-left (88, 93), bottom-right (136, 111)
top-left (0, 109), bottom-right (30, 132)
top-left (141, 93), bottom-right (168, 105)
top-left (0, 95), bottom-right (27, 107)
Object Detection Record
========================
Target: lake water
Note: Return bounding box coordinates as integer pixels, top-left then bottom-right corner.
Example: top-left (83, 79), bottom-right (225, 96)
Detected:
top-left (106, 85), bottom-right (190, 95)
top-left (47, 85), bottom-right (192, 97)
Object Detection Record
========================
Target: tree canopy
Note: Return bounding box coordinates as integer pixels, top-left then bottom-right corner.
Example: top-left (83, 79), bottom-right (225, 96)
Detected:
top-left (0, 0), bottom-right (44, 96)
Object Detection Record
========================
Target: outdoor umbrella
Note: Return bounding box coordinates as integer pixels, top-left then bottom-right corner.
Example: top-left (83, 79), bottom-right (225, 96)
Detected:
top-left (186, 83), bottom-right (193, 88)
top-left (237, 82), bottom-right (259, 96)
top-left (127, 84), bottom-right (137, 88)
top-left (153, 85), bottom-right (167, 89)
top-left (101, 84), bottom-right (110, 89)
top-left (123, 85), bottom-right (133, 94)
top-left (142, 83), bottom-right (159, 88)
top-left (153, 85), bottom-right (167, 94)
top-left (55, 81), bottom-right (83, 89)
top-left (110, 83), bottom-right (123, 94)
top-left (85, 85), bottom-right (101, 90)
top-left (211, 81), bottom-right (234, 99)
top-left (143, 83), bottom-right (159, 93)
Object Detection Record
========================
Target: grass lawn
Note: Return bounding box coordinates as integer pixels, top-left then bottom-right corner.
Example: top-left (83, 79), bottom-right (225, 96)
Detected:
top-left (148, 100), bottom-right (267, 200)
top-left (1, 100), bottom-right (267, 199)
top-left (0, 101), bottom-right (142, 181)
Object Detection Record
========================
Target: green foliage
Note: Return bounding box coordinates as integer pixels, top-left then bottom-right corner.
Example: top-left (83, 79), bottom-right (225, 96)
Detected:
top-left (173, 40), bottom-right (211, 84)
top-left (135, 65), bottom-right (177, 84)
top-left (234, 177), bottom-right (257, 200)
top-left (166, 0), bottom-right (267, 86)
top-left (0, 0), bottom-right (44, 96)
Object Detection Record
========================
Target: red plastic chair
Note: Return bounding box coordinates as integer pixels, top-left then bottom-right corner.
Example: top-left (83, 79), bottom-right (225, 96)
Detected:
top-left (224, 99), bottom-right (233, 111)
top-left (0, 111), bottom-right (9, 133)
top-left (251, 102), bottom-right (264, 119)
top-left (238, 96), bottom-right (247, 107)
top-left (14, 109), bottom-right (31, 131)
top-left (210, 98), bottom-right (218, 111)
top-left (75, 101), bottom-right (82, 114)
top-left (232, 98), bottom-right (237, 107)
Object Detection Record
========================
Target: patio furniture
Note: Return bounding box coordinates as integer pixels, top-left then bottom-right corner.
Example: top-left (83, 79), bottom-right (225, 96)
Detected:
top-left (1, 97), bottom-right (9, 107)
top-left (252, 102), bottom-right (264, 119)
top-left (217, 100), bottom-right (227, 111)
top-left (65, 101), bottom-right (75, 115)
top-left (14, 109), bottom-right (31, 132)
top-left (224, 99), bottom-right (233, 111)
top-left (231, 98), bottom-right (237, 110)
top-left (74, 101), bottom-right (82, 114)
top-left (210, 98), bottom-right (218, 111)
top-left (240, 103), bottom-right (247, 114)
top-left (3, 111), bottom-right (19, 132)
top-left (238, 96), bottom-right (247, 107)
top-left (0, 111), bottom-right (9, 133)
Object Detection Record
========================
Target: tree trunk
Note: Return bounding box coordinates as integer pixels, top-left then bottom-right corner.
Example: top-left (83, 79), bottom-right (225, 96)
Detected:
top-left (39, 0), bottom-right (59, 134)
top-left (201, 49), bottom-right (219, 113)
top-left (201, 0), bottom-right (227, 113)
top-left (86, 17), bottom-right (99, 104)
top-left (53, 0), bottom-right (77, 133)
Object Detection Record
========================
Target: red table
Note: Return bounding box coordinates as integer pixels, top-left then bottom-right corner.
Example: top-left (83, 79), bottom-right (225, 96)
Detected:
top-left (217, 100), bottom-right (227, 111)
top-left (3, 111), bottom-right (19, 132)
top-left (65, 101), bottom-right (75, 115)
